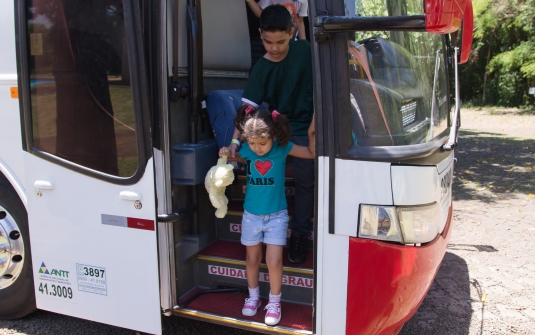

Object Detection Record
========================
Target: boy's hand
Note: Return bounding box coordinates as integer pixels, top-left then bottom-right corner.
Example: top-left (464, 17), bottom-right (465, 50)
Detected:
top-left (308, 114), bottom-right (315, 137)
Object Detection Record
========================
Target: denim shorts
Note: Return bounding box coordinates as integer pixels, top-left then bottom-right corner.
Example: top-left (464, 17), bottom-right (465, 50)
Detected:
top-left (241, 209), bottom-right (289, 246)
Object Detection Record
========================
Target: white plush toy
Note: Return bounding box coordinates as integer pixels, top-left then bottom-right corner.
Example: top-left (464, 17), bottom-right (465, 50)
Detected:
top-left (205, 155), bottom-right (235, 218)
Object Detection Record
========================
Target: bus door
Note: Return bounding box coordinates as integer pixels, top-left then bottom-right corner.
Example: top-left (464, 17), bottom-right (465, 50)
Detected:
top-left (311, 0), bottom-right (465, 333)
top-left (17, 1), bottom-right (162, 334)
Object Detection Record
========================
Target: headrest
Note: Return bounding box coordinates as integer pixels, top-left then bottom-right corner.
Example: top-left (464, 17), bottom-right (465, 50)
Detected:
top-left (176, 0), bottom-right (252, 72)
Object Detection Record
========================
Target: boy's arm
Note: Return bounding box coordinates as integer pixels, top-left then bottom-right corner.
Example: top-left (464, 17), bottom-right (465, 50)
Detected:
top-left (288, 115), bottom-right (315, 159)
top-left (246, 0), bottom-right (262, 17)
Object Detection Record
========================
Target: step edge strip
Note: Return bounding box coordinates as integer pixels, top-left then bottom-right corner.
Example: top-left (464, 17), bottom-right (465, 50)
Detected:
top-left (197, 255), bottom-right (313, 275)
top-left (174, 308), bottom-right (313, 335)
top-left (226, 210), bottom-right (243, 217)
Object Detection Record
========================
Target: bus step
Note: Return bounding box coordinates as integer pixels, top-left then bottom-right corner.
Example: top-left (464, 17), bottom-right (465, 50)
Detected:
top-left (217, 209), bottom-right (314, 250)
top-left (175, 287), bottom-right (313, 333)
top-left (197, 240), bottom-right (313, 305)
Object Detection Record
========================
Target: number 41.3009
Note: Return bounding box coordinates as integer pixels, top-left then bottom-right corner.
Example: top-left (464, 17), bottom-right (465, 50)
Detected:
top-left (38, 282), bottom-right (73, 299)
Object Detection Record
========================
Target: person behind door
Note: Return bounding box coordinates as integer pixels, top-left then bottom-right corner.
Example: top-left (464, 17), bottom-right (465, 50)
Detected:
top-left (227, 5), bottom-right (314, 264)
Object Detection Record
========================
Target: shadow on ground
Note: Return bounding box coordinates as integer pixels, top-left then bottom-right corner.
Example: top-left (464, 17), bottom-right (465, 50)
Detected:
top-left (400, 244), bottom-right (500, 335)
top-left (399, 251), bottom-right (472, 335)
top-left (453, 129), bottom-right (534, 202)
top-left (0, 310), bottom-right (255, 335)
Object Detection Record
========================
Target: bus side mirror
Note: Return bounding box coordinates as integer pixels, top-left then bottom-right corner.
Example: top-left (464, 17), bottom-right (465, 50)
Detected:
top-left (458, 0), bottom-right (473, 64)
top-left (425, 0), bottom-right (467, 34)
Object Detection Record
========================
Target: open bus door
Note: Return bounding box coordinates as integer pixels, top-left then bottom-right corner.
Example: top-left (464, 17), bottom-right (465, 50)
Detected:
top-left (311, 0), bottom-right (470, 333)
top-left (15, 1), bottom-right (162, 333)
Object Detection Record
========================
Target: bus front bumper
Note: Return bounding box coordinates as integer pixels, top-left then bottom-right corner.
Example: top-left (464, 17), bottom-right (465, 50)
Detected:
top-left (345, 205), bottom-right (452, 335)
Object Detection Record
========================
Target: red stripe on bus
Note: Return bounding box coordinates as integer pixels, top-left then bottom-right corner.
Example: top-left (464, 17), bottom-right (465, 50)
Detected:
top-left (127, 217), bottom-right (155, 231)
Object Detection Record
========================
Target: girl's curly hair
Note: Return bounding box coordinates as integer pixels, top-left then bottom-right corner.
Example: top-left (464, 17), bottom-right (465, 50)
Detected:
top-left (234, 105), bottom-right (291, 146)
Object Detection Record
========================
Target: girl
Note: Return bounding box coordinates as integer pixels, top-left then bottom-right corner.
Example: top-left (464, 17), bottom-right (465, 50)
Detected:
top-left (219, 105), bottom-right (314, 326)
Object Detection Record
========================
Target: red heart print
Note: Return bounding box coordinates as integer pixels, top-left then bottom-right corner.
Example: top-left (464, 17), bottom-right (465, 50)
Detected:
top-left (254, 160), bottom-right (273, 176)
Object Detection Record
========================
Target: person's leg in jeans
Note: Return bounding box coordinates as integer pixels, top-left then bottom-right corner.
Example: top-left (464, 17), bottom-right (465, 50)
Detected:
top-left (288, 135), bottom-right (314, 263)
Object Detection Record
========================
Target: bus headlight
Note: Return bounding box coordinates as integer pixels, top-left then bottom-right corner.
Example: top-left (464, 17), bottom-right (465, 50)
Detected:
top-left (358, 205), bottom-right (402, 242)
top-left (397, 203), bottom-right (440, 244)
top-left (359, 203), bottom-right (440, 244)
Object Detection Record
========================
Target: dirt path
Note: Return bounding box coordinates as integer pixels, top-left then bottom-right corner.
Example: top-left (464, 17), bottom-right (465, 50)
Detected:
top-left (460, 108), bottom-right (535, 139)
top-left (400, 108), bottom-right (535, 335)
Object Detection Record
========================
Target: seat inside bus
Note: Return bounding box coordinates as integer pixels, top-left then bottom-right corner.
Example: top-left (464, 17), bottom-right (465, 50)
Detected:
top-left (175, 0), bottom-right (258, 149)
top-left (349, 37), bottom-right (427, 146)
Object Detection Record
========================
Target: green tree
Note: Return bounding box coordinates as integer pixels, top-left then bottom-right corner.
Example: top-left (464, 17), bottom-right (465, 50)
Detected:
top-left (460, 0), bottom-right (535, 107)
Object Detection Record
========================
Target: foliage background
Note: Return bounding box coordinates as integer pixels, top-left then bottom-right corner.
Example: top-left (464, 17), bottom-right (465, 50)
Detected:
top-left (460, 0), bottom-right (535, 107)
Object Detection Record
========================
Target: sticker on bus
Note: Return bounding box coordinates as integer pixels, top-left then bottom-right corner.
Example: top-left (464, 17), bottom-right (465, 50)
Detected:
top-left (35, 258), bottom-right (77, 303)
top-left (208, 265), bottom-right (313, 288)
top-left (259, 273), bottom-right (314, 289)
top-left (76, 263), bottom-right (108, 296)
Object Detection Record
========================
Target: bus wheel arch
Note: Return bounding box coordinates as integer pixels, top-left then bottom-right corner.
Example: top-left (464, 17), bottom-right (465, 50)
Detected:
top-left (0, 177), bottom-right (36, 319)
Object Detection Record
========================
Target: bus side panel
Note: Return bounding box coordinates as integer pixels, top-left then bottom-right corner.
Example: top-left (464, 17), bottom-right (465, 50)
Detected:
top-left (334, 160), bottom-right (393, 237)
top-left (316, 156), bottom-right (350, 335)
top-left (346, 206), bottom-right (452, 335)
top-left (0, 0), bottom-right (26, 205)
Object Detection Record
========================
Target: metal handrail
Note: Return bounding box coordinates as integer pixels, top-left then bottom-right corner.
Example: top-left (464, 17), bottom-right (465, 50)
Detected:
top-left (443, 47), bottom-right (460, 150)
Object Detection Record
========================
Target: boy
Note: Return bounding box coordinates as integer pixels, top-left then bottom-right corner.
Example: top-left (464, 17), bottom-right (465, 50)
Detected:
top-left (228, 5), bottom-right (313, 264)
top-left (246, 0), bottom-right (308, 40)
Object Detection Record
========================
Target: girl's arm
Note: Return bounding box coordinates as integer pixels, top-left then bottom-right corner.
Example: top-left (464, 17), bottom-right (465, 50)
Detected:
top-left (288, 114), bottom-right (315, 159)
top-left (220, 147), bottom-right (244, 163)
top-left (228, 127), bottom-right (241, 160)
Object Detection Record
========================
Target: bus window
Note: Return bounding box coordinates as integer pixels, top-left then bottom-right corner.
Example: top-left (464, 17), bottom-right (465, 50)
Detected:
top-left (343, 0), bottom-right (450, 148)
top-left (26, 0), bottom-right (138, 177)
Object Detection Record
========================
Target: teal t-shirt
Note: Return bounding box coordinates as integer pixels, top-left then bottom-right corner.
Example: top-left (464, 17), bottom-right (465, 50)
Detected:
top-left (242, 40), bottom-right (313, 136)
top-left (240, 140), bottom-right (294, 215)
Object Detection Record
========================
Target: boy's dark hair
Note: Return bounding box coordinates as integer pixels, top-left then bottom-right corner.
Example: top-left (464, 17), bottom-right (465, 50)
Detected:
top-left (259, 5), bottom-right (292, 33)
top-left (235, 105), bottom-right (291, 146)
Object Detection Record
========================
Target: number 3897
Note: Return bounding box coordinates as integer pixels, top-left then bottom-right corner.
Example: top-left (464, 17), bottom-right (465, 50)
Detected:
top-left (84, 267), bottom-right (105, 278)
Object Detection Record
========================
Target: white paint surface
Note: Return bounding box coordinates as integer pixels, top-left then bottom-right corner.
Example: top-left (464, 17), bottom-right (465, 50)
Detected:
top-left (25, 154), bottom-right (162, 335)
top-left (334, 159), bottom-right (393, 237)
top-left (316, 157), bottom-right (349, 335)
top-left (0, 3), bottom-right (26, 206)
top-left (391, 166), bottom-right (439, 206)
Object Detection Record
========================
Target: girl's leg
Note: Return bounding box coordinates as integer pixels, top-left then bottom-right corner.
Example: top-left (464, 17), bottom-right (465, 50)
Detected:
top-left (265, 244), bottom-right (283, 295)
top-left (242, 243), bottom-right (263, 317)
top-left (265, 244), bottom-right (284, 325)
top-left (245, 243), bottom-right (263, 289)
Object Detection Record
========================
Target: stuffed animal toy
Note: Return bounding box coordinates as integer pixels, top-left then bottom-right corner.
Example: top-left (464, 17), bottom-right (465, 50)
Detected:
top-left (205, 155), bottom-right (235, 218)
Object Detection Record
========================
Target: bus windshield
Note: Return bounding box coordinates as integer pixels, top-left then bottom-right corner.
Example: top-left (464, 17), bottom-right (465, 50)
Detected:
top-left (343, 0), bottom-right (451, 148)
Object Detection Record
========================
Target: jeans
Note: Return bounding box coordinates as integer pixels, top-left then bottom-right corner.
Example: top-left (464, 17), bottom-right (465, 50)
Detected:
top-left (241, 209), bottom-right (289, 246)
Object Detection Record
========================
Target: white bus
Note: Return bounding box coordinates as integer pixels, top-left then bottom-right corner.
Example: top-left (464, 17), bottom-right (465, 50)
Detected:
top-left (0, 0), bottom-right (472, 333)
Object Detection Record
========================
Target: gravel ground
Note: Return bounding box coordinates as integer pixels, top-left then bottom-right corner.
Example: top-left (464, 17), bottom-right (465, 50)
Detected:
top-left (399, 108), bottom-right (535, 335)
top-left (1, 107), bottom-right (534, 335)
